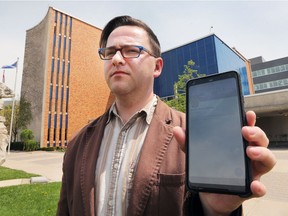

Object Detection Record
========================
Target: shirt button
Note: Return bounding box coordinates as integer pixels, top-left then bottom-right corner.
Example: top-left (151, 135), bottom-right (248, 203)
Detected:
top-left (109, 200), bottom-right (113, 207)
top-left (114, 163), bottom-right (119, 169)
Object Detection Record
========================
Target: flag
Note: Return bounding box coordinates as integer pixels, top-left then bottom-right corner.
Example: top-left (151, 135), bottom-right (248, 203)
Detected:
top-left (1, 61), bottom-right (17, 69)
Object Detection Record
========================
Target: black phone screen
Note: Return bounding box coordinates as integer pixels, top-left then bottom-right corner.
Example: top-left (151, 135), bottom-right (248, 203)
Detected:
top-left (186, 71), bottom-right (251, 195)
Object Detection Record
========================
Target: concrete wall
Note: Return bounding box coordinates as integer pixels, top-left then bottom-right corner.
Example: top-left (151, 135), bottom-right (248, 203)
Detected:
top-left (21, 9), bottom-right (50, 142)
top-left (256, 116), bottom-right (288, 146)
top-left (245, 89), bottom-right (288, 147)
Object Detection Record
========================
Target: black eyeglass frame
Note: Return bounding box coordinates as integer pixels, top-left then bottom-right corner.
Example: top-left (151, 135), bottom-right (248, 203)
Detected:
top-left (98, 45), bottom-right (158, 60)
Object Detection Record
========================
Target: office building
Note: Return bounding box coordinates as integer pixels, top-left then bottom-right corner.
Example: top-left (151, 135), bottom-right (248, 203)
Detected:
top-left (21, 7), bottom-right (112, 147)
top-left (250, 56), bottom-right (288, 94)
top-left (154, 34), bottom-right (254, 98)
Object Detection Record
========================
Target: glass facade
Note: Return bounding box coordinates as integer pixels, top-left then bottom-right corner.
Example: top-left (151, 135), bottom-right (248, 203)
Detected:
top-left (154, 34), bottom-right (250, 98)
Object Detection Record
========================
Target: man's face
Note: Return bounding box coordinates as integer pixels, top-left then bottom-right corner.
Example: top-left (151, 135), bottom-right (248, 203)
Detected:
top-left (103, 26), bottom-right (162, 98)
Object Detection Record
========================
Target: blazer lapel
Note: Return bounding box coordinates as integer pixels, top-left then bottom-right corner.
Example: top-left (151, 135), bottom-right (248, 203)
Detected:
top-left (128, 101), bottom-right (174, 216)
top-left (80, 113), bottom-right (109, 216)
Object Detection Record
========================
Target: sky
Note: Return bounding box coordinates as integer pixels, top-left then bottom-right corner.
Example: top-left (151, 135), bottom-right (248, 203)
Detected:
top-left (0, 0), bottom-right (288, 98)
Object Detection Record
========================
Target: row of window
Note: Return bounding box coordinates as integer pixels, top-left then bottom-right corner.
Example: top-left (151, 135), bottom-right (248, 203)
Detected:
top-left (254, 78), bottom-right (288, 91)
top-left (252, 64), bottom-right (288, 78)
top-left (47, 11), bottom-right (72, 147)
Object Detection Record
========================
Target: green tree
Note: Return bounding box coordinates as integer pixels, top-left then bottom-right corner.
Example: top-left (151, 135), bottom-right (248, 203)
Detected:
top-left (165, 60), bottom-right (206, 112)
top-left (1, 95), bottom-right (33, 142)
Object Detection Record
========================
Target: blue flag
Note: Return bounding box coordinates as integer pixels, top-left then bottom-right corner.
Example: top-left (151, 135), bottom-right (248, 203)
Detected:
top-left (1, 61), bottom-right (17, 69)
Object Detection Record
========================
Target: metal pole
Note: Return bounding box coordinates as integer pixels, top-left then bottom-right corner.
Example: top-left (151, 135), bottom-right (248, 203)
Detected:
top-left (8, 57), bottom-right (19, 154)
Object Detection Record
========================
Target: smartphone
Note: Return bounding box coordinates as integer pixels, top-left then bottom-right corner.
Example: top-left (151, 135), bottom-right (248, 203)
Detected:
top-left (186, 71), bottom-right (252, 196)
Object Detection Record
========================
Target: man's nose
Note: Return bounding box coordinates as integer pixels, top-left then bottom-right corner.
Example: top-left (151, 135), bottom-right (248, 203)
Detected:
top-left (112, 50), bottom-right (125, 66)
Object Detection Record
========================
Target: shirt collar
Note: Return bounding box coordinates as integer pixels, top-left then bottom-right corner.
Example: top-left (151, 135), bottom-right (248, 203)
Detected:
top-left (107, 95), bottom-right (158, 125)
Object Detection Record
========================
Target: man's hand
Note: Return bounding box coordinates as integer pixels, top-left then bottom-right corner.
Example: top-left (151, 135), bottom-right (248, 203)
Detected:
top-left (173, 110), bottom-right (277, 215)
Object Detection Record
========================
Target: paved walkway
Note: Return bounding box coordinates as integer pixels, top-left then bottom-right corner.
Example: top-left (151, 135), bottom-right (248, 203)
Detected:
top-left (243, 149), bottom-right (288, 215)
top-left (1, 150), bottom-right (64, 185)
top-left (0, 149), bottom-right (287, 215)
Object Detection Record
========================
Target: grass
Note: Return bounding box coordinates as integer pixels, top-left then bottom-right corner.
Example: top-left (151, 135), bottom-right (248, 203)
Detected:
top-left (0, 182), bottom-right (61, 216)
top-left (0, 166), bottom-right (40, 181)
top-left (0, 166), bottom-right (61, 215)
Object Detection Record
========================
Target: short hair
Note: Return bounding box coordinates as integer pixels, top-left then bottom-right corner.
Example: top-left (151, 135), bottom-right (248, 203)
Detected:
top-left (99, 15), bottom-right (161, 57)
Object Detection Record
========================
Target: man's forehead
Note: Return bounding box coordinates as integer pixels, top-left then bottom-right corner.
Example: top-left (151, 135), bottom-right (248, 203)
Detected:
top-left (107, 26), bottom-right (149, 46)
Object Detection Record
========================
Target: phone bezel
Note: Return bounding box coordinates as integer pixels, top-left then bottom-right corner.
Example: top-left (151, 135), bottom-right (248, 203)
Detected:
top-left (185, 71), bottom-right (252, 196)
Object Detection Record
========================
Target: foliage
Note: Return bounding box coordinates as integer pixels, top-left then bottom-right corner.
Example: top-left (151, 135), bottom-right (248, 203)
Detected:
top-left (24, 140), bottom-right (39, 151)
top-left (20, 129), bottom-right (39, 151)
top-left (0, 182), bottom-right (61, 216)
top-left (1, 95), bottom-right (33, 142)
top-left (0, 166), bottom-right (39, 181)
top-left (20, 129), bottom-right (34, 142)
top-left (165, 60), bottom-right (206, 112)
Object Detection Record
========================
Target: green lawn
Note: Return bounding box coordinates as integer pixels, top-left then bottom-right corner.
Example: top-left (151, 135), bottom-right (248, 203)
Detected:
top-left (0, 182), bottom-right (61, 216)
top-left (0, 166), bottom-right (61, 215)
top-left (0, 166), bottom-right (40, 181)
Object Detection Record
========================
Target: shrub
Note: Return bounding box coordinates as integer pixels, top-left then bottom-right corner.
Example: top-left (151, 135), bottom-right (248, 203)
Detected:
top-left (20, 129), bottom-right (34, 143)
top-left (20, 129), bottom-right (39, 151)
top-left (23, 140), bottom-right (40, 151)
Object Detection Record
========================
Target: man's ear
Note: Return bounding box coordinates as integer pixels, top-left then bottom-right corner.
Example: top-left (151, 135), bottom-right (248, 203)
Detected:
top-left (153, 57), bottom-right (163, 78)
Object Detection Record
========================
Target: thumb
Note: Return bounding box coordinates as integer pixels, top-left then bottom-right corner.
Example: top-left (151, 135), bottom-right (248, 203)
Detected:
top-left (173, 126), bottom-right (186, 152)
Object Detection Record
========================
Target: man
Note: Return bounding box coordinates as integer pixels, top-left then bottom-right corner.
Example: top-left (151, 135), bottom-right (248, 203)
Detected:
top-left (57, 15), bottom-right (276, 216)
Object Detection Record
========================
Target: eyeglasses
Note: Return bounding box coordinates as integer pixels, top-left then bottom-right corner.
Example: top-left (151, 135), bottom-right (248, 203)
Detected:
top-left (98, 45), bottom-right (157, 60)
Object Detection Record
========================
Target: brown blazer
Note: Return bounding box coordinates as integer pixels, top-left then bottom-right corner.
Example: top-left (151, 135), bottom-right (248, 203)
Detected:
top-left (57, 100), bottom-right (188, 216)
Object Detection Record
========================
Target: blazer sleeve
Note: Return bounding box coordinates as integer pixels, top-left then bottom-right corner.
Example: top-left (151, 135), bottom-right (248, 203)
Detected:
top-left (56, 153), bottom-right (70, 216)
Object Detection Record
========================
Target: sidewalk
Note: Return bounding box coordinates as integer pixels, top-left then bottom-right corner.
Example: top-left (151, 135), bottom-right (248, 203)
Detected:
top-left (243, 149), bottom-right (288, 215)
top-left (0, 150), bottom-right (64, 187)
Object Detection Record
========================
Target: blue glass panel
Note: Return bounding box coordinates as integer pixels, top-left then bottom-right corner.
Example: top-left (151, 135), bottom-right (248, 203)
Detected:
top-left (58, 35), bottom-right (62, 56)
top-left (66, 88), bottom-right (69, 101)
top-left (67, 62), bottom-right (70, 75)
top-left (60, 13), bottom-right (62, 24)
top-left (52, 34), bottom-right (56, 55)
top-left (68, 39), bottom-right (71, 60)
top-left (55, 85), bottom-right (59, 100)
top-left (51, 58), bottom-right (54, 73)
top-left (214, 36), bottom-right (250, 95)
top-left (50, 85), bottom-right (53, 100)
top-left (63, 37), bottom-right (66, 51)
top-left (54, 114), bottom-right (57, 128)
top-left (54, 11), bottom-right (58, 22)
top-left (48, 113), bottom-right (51, 128)
top-left (57, 59), bottom-right (60, 73)
top-left (155, 35), bottom-right (217, 97)
top-left (65, 114), bottom-right (68, 128)
top-left (60, 114), bottom-right (63, 128)
top-left (61, 87), bottom-right (64, 100)
top-left (65, 15), bottom-right (67, 26)
top-left (155, 35), bottom-right (251, 97)
top-left (62, 61), bottom-right (65, 75)
top-left (69, 17), bottom-right (72, 36)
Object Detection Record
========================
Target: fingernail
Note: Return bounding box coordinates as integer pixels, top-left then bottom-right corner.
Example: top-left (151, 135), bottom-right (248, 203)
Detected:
top-left (250, 147), bottom-right (261, 157)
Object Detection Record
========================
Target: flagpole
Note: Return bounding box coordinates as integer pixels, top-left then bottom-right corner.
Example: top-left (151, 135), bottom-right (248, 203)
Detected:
top-left (8, 57), bottom-right (19, 154)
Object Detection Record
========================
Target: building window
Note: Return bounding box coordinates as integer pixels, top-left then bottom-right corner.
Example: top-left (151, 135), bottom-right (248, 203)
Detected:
top-left (254, 78), bottom-right (288, 91)
top-left (252, 64), bottom-right (288, 78)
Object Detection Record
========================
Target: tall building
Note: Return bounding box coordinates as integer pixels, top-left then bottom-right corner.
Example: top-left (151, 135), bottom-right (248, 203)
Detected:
top-left (250, 56), bottom-right (288, 93)
top-left (21, 7), bottom-right (112, 148)
top-left (154, 34), bottom-right (254, 98)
